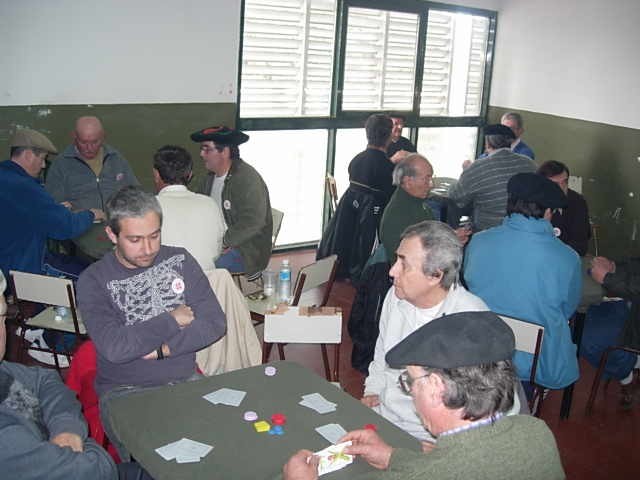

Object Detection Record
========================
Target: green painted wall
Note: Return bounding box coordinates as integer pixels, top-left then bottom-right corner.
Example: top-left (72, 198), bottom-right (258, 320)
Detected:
top-left (489, 106), bottom-right (640, 257)
top-left (0, 103), bottom-right (236, 190)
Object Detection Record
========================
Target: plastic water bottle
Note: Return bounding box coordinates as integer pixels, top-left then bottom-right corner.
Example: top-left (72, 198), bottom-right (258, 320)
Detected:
top-left (54, 306), bottom-right (67, 322)
top-left (278, 259), bottom-right (291, 303)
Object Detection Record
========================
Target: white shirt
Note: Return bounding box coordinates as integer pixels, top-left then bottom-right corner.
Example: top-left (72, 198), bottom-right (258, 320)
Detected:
top-left (157, 185), bottom-right (226, 270)
top-left (364, 284), bottom-right (489, 441)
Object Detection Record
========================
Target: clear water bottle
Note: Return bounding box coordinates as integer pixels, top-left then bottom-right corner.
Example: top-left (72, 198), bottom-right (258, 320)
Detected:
top-left (54, 306), bottom-right (67, 322)
top-left (278, 259), bottom-right (291, 303)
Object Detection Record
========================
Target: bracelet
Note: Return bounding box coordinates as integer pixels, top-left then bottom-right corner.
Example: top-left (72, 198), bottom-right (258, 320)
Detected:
top-left (156, 347), bottom-right (164, 360)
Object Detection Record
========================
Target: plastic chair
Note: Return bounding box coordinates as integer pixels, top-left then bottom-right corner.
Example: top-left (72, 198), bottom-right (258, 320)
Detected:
top-left (259, 255), bottom-right (339, 381)
top-left (497, 314), bottom-right (545, 416)
top-left (9, 270), bottom-right (85, 373)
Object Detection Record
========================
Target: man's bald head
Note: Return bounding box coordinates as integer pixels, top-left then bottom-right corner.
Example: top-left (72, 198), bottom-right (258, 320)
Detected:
top-left (73, 116), bottom-right (105, 160)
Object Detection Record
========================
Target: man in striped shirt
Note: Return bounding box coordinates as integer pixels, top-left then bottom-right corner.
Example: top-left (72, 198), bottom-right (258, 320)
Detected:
top-left (448, 124), bottom-right (537, 231)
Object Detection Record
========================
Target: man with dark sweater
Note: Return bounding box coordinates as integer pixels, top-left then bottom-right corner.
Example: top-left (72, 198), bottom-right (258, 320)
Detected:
top-left (387, 114), bottom-right (417, 163)
top-left (77, 186), bottom-right (226, 459)
top-left (283, 312), bottom-right (565, 480)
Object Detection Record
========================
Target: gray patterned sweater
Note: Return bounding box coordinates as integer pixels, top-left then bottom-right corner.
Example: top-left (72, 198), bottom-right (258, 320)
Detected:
top-left (78, 245), bottom-right (226, 396)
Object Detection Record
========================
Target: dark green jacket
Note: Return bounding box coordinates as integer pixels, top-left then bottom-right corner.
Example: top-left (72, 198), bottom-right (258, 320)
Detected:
top-left (199, 158), bottom-right (272, 276)
top-left (379, 187), bottom-right (434, 260)
top-left (361, 415), bottom-right (565, 480)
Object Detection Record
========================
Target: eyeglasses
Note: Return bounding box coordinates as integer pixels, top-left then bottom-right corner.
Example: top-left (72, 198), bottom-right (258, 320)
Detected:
top-left (398, 370), bottom-right (430, 395)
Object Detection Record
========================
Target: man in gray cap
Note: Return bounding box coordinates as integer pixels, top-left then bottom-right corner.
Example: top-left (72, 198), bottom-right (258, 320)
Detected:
top-left (449, 124), bottom-right (537, 231)
top-left (192, 126), bottom-right (272, 281)
top-left (0, 128), bottom-right (104, 283)
top-left (464, 172), bottom-right (581, 394)
top-left (283, 312), bottom-right (565, 479)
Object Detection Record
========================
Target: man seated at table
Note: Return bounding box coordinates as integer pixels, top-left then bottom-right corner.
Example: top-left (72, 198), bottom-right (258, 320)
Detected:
top-left (361, 221), bottom-right (525, 444)
top-left (153, 145), bottom-right (225, 271)
top-left (464, 172), bottom-right (581, 394)
top-left (538, 160), bottom-right (591, 256)
top-left (45, 116), bottom-right (139, 212)
top-left (77, 186), bottom-right (226, 460)
top-left (0, 271), bottom-right (119, 480)
top-left (193, 126), bottom-right (272, 281)
top-left (449, 124), bottom-right (536, 231)
top-left (283, 311), bottom-right (565, 479)
top-left (0, 128), bottom-right (104, 282)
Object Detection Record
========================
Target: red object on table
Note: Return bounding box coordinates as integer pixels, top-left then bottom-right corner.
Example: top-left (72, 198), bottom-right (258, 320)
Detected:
top-left (363, 423), bottom-right (377, 431)
top-left (271, 413), bottom-right (287, 426)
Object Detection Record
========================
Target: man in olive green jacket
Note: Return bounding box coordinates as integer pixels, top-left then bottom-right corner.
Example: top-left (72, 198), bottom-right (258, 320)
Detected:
top-left (283, 312), bottom-right (565, 480)
top-left (192, 126), bottom-right (272, 279)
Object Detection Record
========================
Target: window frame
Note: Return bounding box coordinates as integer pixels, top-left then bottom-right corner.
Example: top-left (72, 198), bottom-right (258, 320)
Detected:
top-left (237, 0), bottom-right (497, 248)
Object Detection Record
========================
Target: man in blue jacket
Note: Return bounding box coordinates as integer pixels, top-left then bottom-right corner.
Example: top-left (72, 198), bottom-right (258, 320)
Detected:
top-left (464, 172), bottom-right (581, 392)
top-left (0, 128), bottom-right (104, 284)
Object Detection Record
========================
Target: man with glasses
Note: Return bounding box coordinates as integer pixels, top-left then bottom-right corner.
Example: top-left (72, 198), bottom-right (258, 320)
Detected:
top-left (465, 172), bottom-right (581, 395)
top-left (0, 128), bottom-right (103, 282)
top-left (283, 312), bottom-right (565, 479)
top-left (45, 116), bottom-right (139, 212)
top-left (193, 126), bottom-right (272, 281)
top-left (360, 221), bottom-right (512, 445)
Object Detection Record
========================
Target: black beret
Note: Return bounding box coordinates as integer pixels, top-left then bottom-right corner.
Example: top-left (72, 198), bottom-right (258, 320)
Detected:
top-left (190, 126), bottom-right (249, 145)
top-left (508, 172), bottom-right (568, 209)
top-left (385, 311), bottom-right (515, 369)
top-left (484, 124), bottom-right (516, 139)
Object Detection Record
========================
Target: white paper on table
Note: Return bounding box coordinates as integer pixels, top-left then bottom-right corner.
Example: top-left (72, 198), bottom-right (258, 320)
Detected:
top-left (155, 438), bottom-right (213, 463)
top-left (315, 423), bottom-right (348, 444)
top-left (203, 388), bottom-right (247, 406)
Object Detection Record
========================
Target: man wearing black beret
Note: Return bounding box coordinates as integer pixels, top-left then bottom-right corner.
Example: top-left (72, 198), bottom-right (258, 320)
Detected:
top-left (464, 172), bottom-right (581, 394)
top-left (448, 123), bottom-right (537, 231)
top-left (283, 312), bottom-right (565, 479)
top-left (191, 126), bottom-right (272, 280)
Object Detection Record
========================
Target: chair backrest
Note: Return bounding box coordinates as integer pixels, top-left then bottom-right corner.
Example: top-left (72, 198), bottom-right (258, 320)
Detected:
top-left (271, 208), bottom-right (284, 249)
top-left (10, 270), bottom-right (75, 308)
top-left (291, 255), bottom-right (338, 307)
top-left (325, 175), bottom-right (339, 215)
top-left (498, 314), bottom-right (544, 384)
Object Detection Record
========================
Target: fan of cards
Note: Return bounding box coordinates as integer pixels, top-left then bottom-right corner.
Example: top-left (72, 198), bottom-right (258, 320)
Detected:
top-left (312, 441), bottom-right (354, 476)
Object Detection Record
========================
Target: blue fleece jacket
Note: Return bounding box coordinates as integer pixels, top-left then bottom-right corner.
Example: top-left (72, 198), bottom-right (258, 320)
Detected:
top-left (0, 160), bottom-right (94, 281)
top-left (464, 214), bottom-right (581, 389)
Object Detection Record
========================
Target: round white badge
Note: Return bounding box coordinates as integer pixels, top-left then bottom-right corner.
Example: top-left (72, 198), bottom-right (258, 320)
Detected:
top-left (223, 200), bottom-right (231, 210)
top-left (171, 277), bottom-right (185, 294)
top-left (553, 227), bottom-right (561, 237)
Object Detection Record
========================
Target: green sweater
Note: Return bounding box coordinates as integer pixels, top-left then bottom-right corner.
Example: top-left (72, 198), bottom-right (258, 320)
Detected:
top-left (359, 415), bottom-right (565, 480)
top-left (379, 187), bottom-right (434, 259)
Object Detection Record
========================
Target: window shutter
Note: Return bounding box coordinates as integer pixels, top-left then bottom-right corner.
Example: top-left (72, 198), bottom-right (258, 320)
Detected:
top-left (342, 8), bottom-right (419, 111)
top-left (240, 0), bottom-right (337, 118)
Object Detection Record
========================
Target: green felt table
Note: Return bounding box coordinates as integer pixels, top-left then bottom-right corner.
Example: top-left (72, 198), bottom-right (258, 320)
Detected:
top-left (109, 361), bottom-right (421, 480)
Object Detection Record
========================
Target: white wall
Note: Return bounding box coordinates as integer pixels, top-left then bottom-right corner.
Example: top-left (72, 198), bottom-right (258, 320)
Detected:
top-left (0, 0), bottom-right (240, 105)
top-left (489, 0), bottom-right (640, 130)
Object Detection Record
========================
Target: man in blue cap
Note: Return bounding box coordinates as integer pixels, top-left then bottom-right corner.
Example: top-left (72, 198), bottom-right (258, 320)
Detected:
top-left (283, 311), bottom-right (565, 479)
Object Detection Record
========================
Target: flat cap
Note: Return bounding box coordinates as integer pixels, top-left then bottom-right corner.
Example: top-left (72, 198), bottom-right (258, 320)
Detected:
top-left (190, 126), bottom-right (249, 146)
top-left (508, 172), bottom-right (568, 209)
top-left (386, 311), bottom-right (515, 369)
top-left (484, 123), bottom-right (516, 139)
top-left (10, 128), bottom-right (58, 154)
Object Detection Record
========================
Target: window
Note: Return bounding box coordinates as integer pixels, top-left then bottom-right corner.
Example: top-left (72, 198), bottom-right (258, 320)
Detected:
top-left (239, 0), bottom-right (496, 246)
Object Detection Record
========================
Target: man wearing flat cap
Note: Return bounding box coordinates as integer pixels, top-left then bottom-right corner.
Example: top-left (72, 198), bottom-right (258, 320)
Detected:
top-left (465, 172), bottom-right (581, 393)
top-left (283, 312), bottom-right (565, 479)
top-left (449, 124), bottom-right (537, 231)
top-left (0, 128), bottom-right (104, 284)
top-left (192, 126), bottom-right (272, 280)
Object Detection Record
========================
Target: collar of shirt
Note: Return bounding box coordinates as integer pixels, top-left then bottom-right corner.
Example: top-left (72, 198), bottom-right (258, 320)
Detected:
top-left (438, 412), bottom-right (504, 438)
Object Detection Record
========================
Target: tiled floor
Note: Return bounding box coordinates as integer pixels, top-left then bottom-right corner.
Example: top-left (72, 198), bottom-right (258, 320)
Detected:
top-left (6, 248), bottom-right (639, 479)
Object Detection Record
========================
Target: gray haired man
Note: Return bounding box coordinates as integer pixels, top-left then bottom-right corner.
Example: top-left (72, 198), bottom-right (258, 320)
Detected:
top-left (77, 186), bottom-right (226, 459)
top-left (284, 312), bottom-right (564, 480)
top-left (361, 220), bottom-right (493, 443)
